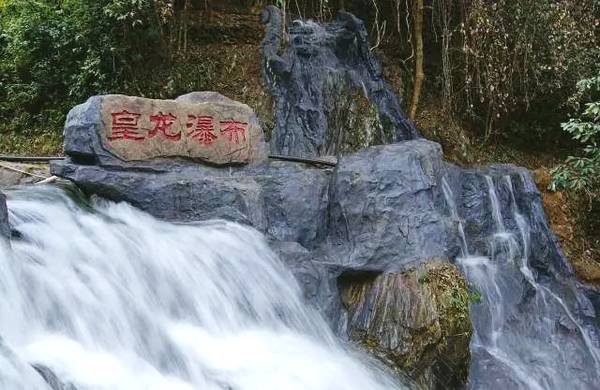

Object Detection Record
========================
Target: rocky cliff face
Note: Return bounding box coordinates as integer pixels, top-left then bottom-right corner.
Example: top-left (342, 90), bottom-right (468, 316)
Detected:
top-left (51, 128), bottom-right (600, 387)
top-left (260, 6), bottom-right (418, 158)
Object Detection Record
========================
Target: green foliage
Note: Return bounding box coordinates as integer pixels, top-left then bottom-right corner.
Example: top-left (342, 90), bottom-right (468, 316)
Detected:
top-left (0, 0), bottom-right (168, 154)
top-left (468, 284), bottom-right (482, 304)
top-left (552, 73), bottom-right (600, 193)
top-left (459, 0), bottom-right (598, 135)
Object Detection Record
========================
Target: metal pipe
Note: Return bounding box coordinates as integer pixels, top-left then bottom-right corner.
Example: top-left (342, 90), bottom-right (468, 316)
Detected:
top-left (0, 156), bottom-right (64, 162)
top-left (268, 154), bottom-right (337, 167)
top-left (0, 154), bottom-right (338, 167)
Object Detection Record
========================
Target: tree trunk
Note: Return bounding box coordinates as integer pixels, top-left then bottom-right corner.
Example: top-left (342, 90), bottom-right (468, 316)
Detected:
top-left (409, 0), bottom-right (424, 120)
top-left (338, 0), bottom-right (345, 11)
top-left (205, 0), bottom-right (212, 22)
top-left (183, 0), bottom-right (189, 54)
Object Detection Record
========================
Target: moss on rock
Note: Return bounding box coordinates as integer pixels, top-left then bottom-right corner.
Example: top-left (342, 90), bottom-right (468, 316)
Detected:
top-left (340, 259), bottom-right (472, 389)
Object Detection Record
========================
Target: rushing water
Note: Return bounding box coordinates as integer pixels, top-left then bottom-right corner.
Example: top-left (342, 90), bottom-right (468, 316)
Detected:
top-left (443, 174), bottom-right (600, 389)
top-left (0, 186), bottom-right (402, 390)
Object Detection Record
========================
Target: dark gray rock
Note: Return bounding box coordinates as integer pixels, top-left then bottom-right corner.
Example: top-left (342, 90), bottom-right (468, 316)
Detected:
top-left (0, 338), bottom-right (51, 389)
top-left (32, 365), bottom-right (77, 390)
top-left (0, 192), bottom-right (9, 240)
top-left (261, 6), bottom-right (419, 158)
top-left (270, 241), bottom-right (341, 324)
top-left (327, 140), bottom-right (458, 272)
top-left (51, 158), bottom-right (333, 250)
top-left (444, 164), bottom-right (571, 277)
top-left (442, 163), bottom-right (600, 389)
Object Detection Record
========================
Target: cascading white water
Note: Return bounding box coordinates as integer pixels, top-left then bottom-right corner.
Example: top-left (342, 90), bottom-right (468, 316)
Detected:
top-left (442, 174), bottom-right (600, 389)
top-left (0, 186), bottom-right (403, 390)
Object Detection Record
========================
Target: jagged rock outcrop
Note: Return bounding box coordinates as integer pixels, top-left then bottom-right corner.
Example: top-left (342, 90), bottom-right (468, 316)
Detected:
top-left (327, 141), bottom-right (458, 271)
top-left (260, 6), bottom-right (418, 158)
top-left (340, 259), bottom-right (472, 390)
top-left (52, 158), bottom-right (332, 248)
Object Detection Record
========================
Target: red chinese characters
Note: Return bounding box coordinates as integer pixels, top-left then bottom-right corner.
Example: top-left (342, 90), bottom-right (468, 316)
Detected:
top-left (109, 110), bottom-right (144, 141)
top-left (148, 112), bottom-right (181, 141)
top-left (108, 110), bottom-right (250, 147)
top-left (220, 120), bottom-right (248, 144)
top-left (187, 115), bottom-right (217, 145)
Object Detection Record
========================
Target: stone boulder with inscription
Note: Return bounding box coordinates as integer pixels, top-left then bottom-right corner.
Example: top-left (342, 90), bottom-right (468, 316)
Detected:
top-left (63, 92), bottom-right (267, 168)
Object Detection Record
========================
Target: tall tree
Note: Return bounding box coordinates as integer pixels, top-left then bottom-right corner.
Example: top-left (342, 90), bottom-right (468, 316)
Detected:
top-left (409, 0), bottom-right (424, 120)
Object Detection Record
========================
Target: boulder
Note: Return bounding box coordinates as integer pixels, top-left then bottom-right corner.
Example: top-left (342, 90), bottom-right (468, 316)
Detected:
top-left (64, 93), bottom-right (267, 168)
top-left (327, 140), bottom-right (460, 271)
top-left (51, 158), bottom-right (332, 249)
top-left (340, 259), bottom-right (472, 390)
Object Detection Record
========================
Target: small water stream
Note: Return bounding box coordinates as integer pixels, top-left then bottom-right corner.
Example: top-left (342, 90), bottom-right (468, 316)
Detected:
top-left (442, 175), bottom-right (600, 389)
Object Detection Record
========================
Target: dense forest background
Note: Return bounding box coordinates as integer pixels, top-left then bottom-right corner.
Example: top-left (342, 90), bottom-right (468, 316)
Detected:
top-left (1, 0), bottom-right (599, 278)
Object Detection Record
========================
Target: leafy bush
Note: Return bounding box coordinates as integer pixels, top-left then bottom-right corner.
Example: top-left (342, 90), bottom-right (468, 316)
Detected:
top-left (459, 0), bottom-right (598, 136)
top-left (552, 73), bottom-right (600, 194)
top-left (0, 0), bottom-right (167, 153)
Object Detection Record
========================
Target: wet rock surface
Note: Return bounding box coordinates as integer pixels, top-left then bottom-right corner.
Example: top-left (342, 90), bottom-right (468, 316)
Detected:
top-left (51, 136), bottom-right (600, 388)
top-left (340, 259), bottom-right (472, 390)
top-left (261, 6), bottom-right (418, 158)
top-left (444, 164), bottom-right (600, 389)
top-left (0, 192), bottom-right (9, 240)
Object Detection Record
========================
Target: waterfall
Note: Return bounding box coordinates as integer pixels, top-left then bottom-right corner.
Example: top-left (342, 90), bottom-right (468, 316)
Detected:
top-left (442, 174), bottom-right (600, 389)
top-left (0, 186), bottom-right (403, 390)
top-left (441, 177), bottom-right (469, 257)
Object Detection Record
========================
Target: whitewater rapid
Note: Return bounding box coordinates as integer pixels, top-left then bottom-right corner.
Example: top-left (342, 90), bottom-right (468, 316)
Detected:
top-left (0, 185), bottom-right (402, 390)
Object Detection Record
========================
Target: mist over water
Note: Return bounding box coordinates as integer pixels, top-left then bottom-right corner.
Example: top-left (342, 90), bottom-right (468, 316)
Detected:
top-left (0, 186), bottom-right (402, 390)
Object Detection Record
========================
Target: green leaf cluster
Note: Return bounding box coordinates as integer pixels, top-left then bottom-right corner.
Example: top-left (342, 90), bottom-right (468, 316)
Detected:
top-left (0, 0), bottom-right (165, 153)
top-left (552, 73), bottom-right (600, 193)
